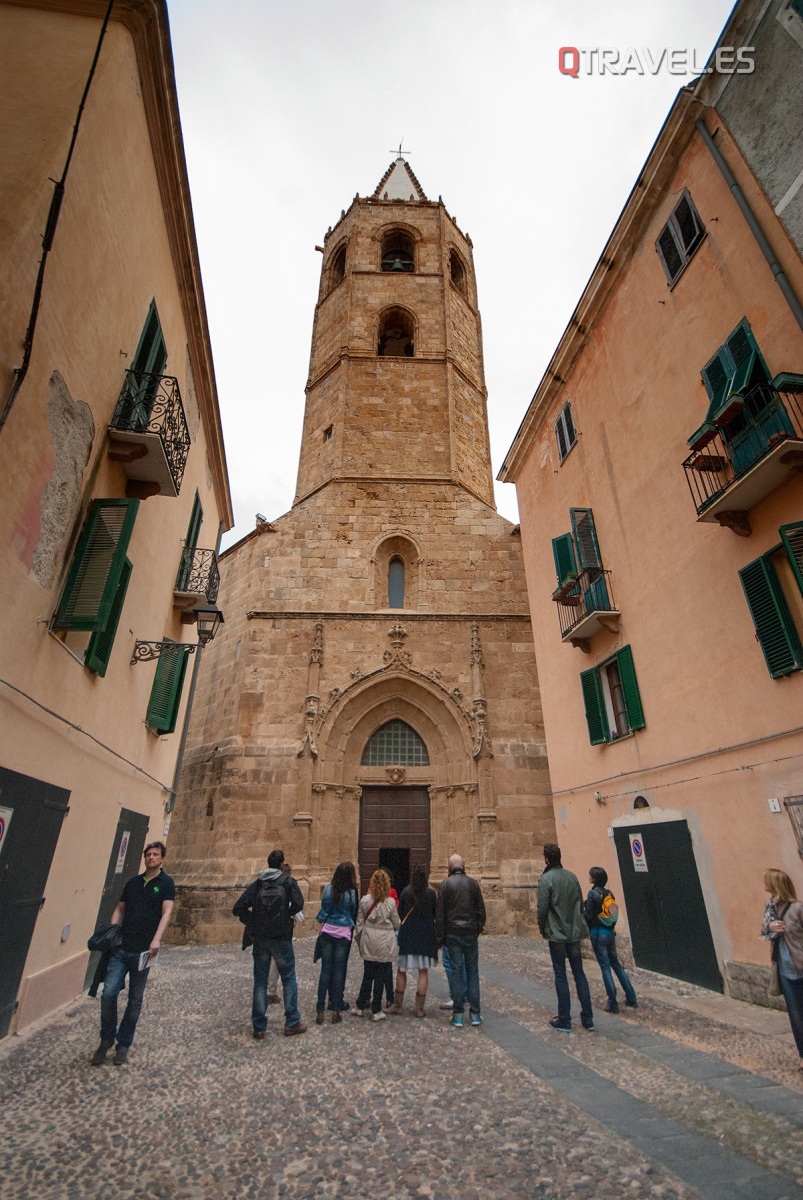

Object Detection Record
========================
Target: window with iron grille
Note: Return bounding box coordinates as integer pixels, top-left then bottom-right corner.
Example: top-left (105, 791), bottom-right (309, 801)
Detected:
top-left (555, 401), bottom-right (577, 462)
top-left (784, 797), bottom-right (803, 857)
top-left (361, 719), bottom-right (430, 766)
top-left (656, 191), bottom-right (705, 286)
top-left (739, 521), bottom-right (803, 678)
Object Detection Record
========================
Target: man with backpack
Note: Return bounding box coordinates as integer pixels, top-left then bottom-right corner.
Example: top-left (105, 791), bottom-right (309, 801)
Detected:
top-left (585, 866), bottom-right (638, 1014)
top-left (537, 843), bottom-right (594, 1032)
top-left (233, 849), bottom-right (307, 1039)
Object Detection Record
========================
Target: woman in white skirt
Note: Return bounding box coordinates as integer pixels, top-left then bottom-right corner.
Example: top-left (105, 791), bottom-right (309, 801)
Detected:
top-left (388, 864), bottom-right (438, 1017)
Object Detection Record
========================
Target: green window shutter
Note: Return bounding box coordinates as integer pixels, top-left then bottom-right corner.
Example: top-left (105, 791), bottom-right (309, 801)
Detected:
top-left (739, 557), bottom-right (803, 678)
top-left (616, 645), bottom-right (646, 731)
top-left (657, 225), bottom-right (683, 282)
top-left (53, 499), bottom-right (139, 631)
top-left (571, 508), bottom-right (603, 572)
top-left (133, 300), bottom-right (167, 376)
top-left (185, 491), bottom-right (203, 552)
top-left (780, 522), bottom-right (803, 595)
top-left (84, 558), bottom-right (132, 677)
top-left (674, 195), bottom-right (703, 254)
top-left (552, 533), bottom-right (577, 587)
top-left (580, 667), bottom-right (609, 745)
top-left (146, 643), bottom-right (191, 734)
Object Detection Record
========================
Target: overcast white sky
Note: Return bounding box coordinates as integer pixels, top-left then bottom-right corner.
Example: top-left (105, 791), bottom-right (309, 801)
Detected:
top-left (167, 0), bottom-right (737, 549)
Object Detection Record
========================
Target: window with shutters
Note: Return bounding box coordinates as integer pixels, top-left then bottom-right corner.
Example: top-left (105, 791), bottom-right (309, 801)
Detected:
top-left (53, 499), bottom-right (139, 633)
top-left (551, 508), bottom-right (618, 644)
top-left (146, 642), bottom-right (192, 734)
top-left (739, 523), bottom-right (803, 678)
top-left (555, 402), bottom-right (577, 463)
top-left (580, 646), bottom-right (646, 745)
top-left (656, 191), bottom-right (705, 286)
top-left (84, 558), bottom-right (132, 677)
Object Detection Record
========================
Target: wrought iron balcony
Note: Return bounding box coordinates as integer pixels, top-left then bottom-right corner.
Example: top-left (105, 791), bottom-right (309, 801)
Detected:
top-left (108, 369), bottom-right (191, 499)
top-left (683, 378), bottom-right (803, 536)
top-left (553, 569), bottom-right (620, 650)
top-left (173, 546), bottom-right (220, 611)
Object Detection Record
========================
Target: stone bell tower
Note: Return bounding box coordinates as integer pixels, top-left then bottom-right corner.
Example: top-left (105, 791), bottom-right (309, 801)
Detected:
top-left (168, 157), bottom-right (554, 943)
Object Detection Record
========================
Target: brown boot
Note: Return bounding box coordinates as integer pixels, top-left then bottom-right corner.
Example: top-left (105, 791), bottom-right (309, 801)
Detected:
top-left (387, 985), bottom-right (406, 1014)
top-left (415, 994), bottom-right (426, 1018)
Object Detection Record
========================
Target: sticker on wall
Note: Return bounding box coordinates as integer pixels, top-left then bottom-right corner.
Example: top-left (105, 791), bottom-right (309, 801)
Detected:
top-left (114, 830), bottom-right (130, 875)
top-left (0, 805), bottom-right (13, 855)
top-left (629, 832), bottom-right (648, 873)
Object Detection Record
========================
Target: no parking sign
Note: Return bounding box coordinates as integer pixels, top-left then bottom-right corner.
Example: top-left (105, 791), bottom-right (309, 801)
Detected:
top-left (629, 832), bottom-right (648, 873)
top-left (0, 805), bottom-right (13, 855)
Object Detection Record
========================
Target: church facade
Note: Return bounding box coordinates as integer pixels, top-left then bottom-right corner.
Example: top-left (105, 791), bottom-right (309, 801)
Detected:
top-left (168, 158), bottom-right (554, 940)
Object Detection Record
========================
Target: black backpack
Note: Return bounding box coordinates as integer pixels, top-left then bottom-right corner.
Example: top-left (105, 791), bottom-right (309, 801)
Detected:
top-left (251, 876), bottom-right (290, 938)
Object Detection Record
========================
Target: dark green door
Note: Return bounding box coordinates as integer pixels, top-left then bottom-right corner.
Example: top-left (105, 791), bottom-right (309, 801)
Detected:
top-left (0, 766), bottom-right (70, 1039)
top-left (613, 820), bottom-right (722, 992)
top-left (84, 809), bottom-right (150, 991)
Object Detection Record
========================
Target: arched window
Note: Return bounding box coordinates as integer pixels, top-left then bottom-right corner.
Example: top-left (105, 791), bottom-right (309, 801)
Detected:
top-left (381, 230), bottom-right (415, 273)
top-left (388, 557), bottom-right (405, 608)
top-left (633, 795), bottom-right (650, 810)
top-left (449, 250), bottom-right (466, 295)
top-left (378, 308), bottom-right (414, 357)
top-left (361, 719), bottom-right (430, 766)
top-left (330, 244), bottom-right (346, 288)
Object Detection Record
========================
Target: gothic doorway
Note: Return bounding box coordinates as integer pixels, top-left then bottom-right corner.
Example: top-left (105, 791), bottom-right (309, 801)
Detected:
top-left (359, 786), bottom-right (430, 896)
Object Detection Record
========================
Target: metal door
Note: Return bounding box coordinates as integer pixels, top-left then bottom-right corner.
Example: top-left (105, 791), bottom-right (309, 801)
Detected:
top-left (359, 787), bottom-right (430, 895)
top-left (613, 819), bottom-right (722, 992)
top-left (83, 809), bottom-right (150, 990)
top-left (0, 766), bottom-right (70, 1039)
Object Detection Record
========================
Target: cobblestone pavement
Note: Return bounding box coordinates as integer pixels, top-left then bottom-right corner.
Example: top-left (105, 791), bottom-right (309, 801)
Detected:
top-left (2, 937), bottom-right (802, 1200)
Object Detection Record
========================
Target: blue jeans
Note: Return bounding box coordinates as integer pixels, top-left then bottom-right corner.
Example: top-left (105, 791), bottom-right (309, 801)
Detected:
top-left (444, 934), bottom-right (480, 1016)
top-left (252, 939), bottom-right (301, 1031)
top-left (442, 942), bottom-right (467, 1002)
top-left (100, 948), bottom-right (150, 1048)
top-left (549, 940), bottom-right (593, 1027)
top-left (590, 928), bottom-right (637, 1009)
top-left (316, 934), bottom-right (351, 1013)
top-left (779, 971), bottom-right (803, 1057)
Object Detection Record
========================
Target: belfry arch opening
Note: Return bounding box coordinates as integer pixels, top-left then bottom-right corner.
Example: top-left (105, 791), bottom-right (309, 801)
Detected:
top-left (380, 229), bottom-right (415, 272)
top-left (377, 307), bottom-right (415, 357)
top-left (329, 244), bottom-right (346, 290)
top-left (449, 249), bottom-right (467, 295)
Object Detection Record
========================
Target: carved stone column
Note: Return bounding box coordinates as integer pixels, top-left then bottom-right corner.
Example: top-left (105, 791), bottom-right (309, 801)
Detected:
top-left (294, 622), bottom-right (324, 871)
top-left (469, 624), bottom-right (498, 878)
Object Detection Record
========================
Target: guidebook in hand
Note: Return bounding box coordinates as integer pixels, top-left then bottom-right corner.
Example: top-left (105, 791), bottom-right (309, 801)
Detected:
top-left (138, 951), bottom-right (153, 971)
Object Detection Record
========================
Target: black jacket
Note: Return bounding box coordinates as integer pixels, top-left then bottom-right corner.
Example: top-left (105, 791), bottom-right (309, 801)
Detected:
top-left (233, 870), bottom-right (304, 945)
top-left (435, 869), bottom-right (486, 943)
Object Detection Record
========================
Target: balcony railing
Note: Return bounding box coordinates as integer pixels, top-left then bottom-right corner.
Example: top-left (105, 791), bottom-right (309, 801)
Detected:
top-left (683, 380), bottom-right (803, 532)
top-left (554, 569), bottom-right (620, 648)
top-left (108, 369), bottom-right (191, 498)
top-left (174, 546), bottom-right (220, 607)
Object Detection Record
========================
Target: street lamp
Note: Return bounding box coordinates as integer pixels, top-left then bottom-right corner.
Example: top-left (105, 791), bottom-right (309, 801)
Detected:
top-left (131, 602), bottom-right (225, 663)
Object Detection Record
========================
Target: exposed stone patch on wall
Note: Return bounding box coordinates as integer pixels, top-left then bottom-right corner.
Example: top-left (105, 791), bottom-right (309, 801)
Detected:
top-left (183, 345), bottom-right (200, 442)
top-left (30, 371), bottom-right (94, 589)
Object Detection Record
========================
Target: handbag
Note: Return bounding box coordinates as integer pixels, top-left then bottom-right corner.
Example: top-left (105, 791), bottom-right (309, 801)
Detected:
top-left (313, 933), bottom-right (324, 964)
top-left (87, 923), bottom-right (122, 953)
top-left (769, 958), bottom-right (782, 997)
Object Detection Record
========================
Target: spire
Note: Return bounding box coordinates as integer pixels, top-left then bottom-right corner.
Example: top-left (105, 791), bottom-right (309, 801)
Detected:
top-left (373, 156), bottom-right (428, 203)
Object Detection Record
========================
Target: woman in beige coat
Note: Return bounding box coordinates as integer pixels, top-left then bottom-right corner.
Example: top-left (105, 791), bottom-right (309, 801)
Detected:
top-left (353, 870), bottom-right (400, 1022)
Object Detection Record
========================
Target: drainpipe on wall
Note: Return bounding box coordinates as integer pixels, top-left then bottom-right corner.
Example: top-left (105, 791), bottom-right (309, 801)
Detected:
top-left (695, 118), bottom-right (803, 332)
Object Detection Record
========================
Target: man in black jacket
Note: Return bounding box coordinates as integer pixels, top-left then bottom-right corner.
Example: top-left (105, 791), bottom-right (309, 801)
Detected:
top-left (233, 849), bottom-right (306, 1039)
top-left (435, 854), bottom-right (486, 1028)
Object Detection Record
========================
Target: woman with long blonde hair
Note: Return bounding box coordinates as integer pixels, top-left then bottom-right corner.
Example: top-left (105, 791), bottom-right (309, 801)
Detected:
top-left (353, 869), bottom-right (400, 1021)
top-left (762, 868), bottom-right (803, 1071)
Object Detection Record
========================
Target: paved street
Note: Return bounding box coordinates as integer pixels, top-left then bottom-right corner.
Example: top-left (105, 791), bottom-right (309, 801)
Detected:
top-left (2, 937), bottom-right (802, 1200)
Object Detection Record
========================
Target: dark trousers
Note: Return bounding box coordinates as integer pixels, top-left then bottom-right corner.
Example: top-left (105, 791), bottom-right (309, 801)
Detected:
top-left (356, 961), bottom-right (388, 1014)
top-left (444, 933), bottom-right (481, 1016)
top-left (779, 971), bottom-right (803, 1057)
top-left (316, 933), bottom-right (351, 1013)
top-left (100, 948), bottom-right (150, 1049)
top-left (549, 940), bottom-right (593, 1027)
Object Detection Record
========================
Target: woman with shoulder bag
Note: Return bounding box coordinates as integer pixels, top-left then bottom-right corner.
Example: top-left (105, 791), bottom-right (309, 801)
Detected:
top-left (584, 866), bottom-right (637, 1014)
top-left (763, 868), bottom-right (803, 1072)
top-left (353, 869), bottom-right (400, 1022)
top-left (315, 861), bottom-right (358, 1026)
top-left (388, 863), bottom-right (438, 1017)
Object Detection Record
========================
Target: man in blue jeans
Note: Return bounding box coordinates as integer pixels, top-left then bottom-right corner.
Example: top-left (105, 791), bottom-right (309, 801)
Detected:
top-left (584, 866), bottom-right (638, 1013)
top-left (92, 841), bottom-right (175, 1066)
top-left (537, 843), bottom-right (594, 1033)
top-left (233, 849), bottom-right (307, 1040)
top-left (435, 854), bottom-right (486, 1028)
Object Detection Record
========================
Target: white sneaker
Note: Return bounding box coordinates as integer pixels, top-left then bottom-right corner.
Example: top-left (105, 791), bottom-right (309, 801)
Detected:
top-left (351, 1008), bottom-right (367, 1018)
top-left (372, 1011), bottom-right (387, 1022)
top-left (439, 1000), bottom-right (454, 1010)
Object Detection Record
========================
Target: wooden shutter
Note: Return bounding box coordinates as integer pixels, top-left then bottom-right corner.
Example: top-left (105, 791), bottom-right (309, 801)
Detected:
top-left (84, 558), bottom-right (132, 677)
top-left (674, 195), bottom-right (703, 254)
top-left (780, 522), bottom-right (803, 595)
top-left (552, 533), bottom-right (577, 587)
top-left (657, 225), bottom-right (683, 283)
top-left (571, 508), bottom-right (603, 572)
top-left (146, 643), bottom-right (191, 734)
top-left (133, 301), bottom-right (167, 376)
top-left (53, 499), bottom-right (139, 631)
top-left (580, 668), bottom-right (609, 745)
top-left (739, 557), bottom-right (803, 678)
top-left (555, 414), bottom-right (568, 461)
top-left (616, 645), bottom-right (646, 731)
